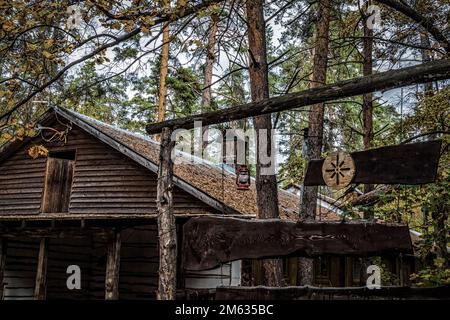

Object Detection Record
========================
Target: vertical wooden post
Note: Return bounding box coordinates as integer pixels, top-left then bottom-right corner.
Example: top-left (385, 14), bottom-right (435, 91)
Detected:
top-left (0, 239), bottom-right (7, 300)
top-left (397, 255), bottom-right (405, 286)
top-left (105, 229), bottom-right (121, 300)
top-left (34, 238), bottom-right (49, 300)
top-left (344, 257), bottom-right (353, 287)
top-left (157, 127), bottom-right (177, 300)
top-left (287, 257), bottom-right (298, 286)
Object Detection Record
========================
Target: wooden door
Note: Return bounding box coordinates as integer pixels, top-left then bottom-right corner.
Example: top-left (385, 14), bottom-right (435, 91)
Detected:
top-left (41, 157), bottom-right (74, 213)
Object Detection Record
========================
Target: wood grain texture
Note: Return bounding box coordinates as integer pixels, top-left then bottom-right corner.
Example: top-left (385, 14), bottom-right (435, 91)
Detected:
top-left (33, 238), bottom-right (48, 300)
top-left (321, 152), bottom-right (355, 189)
top-left (146, 59), bottom-right (450, 134)
top-left (182, 216), bottom-right (413, 271)
top-left (0, 122), bottom-right (213, 216)
top-left (215, 285), bottom-right (450, 300)
top-left (105, 230), bottom-right (121, 300)
top-left (156, 127), bottom-right (177, 300)
top-left (304, 140), bottom-right (442, 186)
top-left (41, 157), bottom-right (74, 213)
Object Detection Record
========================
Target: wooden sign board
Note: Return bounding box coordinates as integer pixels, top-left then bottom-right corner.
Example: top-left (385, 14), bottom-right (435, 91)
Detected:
top-left (182, 216), bottom-right (413, 271)
top-left (304, 140), bottom-right (442, 186)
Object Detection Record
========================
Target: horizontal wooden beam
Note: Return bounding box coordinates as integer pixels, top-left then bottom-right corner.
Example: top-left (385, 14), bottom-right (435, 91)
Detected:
top-left (215, 285), bottom-right (450, 300)
top-left (182, 217), bottom-right (413, 270)
top-left (146, 59), bottom-right (450, 134)
top-left (0, 212), bottom-right (254, 221)
top-left (0, 227), bottom-right (114, 239)
top-left (304, 140), bottom-right (442, 186)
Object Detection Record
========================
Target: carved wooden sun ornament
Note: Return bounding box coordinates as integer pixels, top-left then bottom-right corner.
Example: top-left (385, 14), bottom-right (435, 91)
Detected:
top-left (322, 151), bottom-right (356, 190)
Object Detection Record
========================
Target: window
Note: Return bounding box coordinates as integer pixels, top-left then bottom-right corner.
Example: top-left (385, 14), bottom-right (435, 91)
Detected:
top-left (41, 151), bottom-right (76, 213)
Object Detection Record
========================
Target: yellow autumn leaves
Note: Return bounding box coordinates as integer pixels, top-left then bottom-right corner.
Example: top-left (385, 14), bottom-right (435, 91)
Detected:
top-left (0, 120), bottom-right (37, 148)
top-left (28, 144), bottom-right (49, 159)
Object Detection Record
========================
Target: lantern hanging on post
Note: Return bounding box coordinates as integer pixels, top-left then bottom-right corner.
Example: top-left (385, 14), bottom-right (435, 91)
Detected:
top-left (236, 165), bottom-right (250, 190)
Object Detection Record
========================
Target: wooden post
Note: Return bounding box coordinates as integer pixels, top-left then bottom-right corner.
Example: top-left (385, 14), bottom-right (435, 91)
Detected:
top-left (0, 239), bottom-right (7, 300)
top-left (105, 229), bottom-right (121, 300)
top-left (34, 238), bottom-right (49, 300)
top-left (157, 127), bottom-right (177, 300)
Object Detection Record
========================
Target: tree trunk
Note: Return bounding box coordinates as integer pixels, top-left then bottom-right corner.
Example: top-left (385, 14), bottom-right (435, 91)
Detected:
top-left (156, 127), bottom-right (177, 300)
top-left (420, 33), bottom-right (434, 95)
top-left (201, 13), bottom-right (219, 150)
top-left (246, 0), bottom-right (284, 287)
top-left (362, 4), bottom-right (374, 219)
top-left (157, 0), bottom-right (171, 126)
top-left (299, 0), bottom-right (330, 285)
top-left (432, 208), bottom-right (450, 268)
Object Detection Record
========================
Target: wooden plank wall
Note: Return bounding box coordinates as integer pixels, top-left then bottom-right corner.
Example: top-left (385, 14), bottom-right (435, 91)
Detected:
top-left (2, 225), bottom-right (242, 300)
top-left (119, 225), bottom-right (159, 300)
top-left (46, 236), bottom-right (102, 300)
top-left (0, 155), bottom-right (47, 214)
top-left (2, 226), bottom-right (161, 300)
top-left (0, 123), bottom-right (215, 215)
top-left (3, 239), bottom-right (39, 299)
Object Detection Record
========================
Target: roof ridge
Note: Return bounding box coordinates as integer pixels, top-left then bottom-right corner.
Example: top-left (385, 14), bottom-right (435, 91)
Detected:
top-left (56, 107), bottom-right (231, 170)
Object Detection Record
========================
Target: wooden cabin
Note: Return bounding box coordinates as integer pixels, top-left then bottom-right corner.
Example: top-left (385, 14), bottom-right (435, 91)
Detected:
top-left (0, 108), bottom-right (413, 300)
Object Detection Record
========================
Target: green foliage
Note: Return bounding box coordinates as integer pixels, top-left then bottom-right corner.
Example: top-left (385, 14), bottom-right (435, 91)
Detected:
top-left (167, 66), bottom-right (201, 117)
top-left (371, 257), bottom-right (400, 286)
top-left (411, 258), bottom-right (450, 287)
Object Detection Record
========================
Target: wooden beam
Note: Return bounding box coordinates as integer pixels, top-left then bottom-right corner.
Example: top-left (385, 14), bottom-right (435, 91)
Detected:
top-left (34, 238), bottom-right (49, 300)
top-left (215, 284), bottom-right (450, 300)
top-left (105, 229), bottom-right (121, 300)
top-left (182, 217), bottom-right (413, 271)
top-left (304, 140), bottom-right (442, 186)
top-left (0, 212), bottom-right (254, 222)
top-left (0, 227), bottom-right (114, 239)
top-left (156, 127), bottom-right (177, 300)
top-left (0, 239), bottom-right (7, 300)
top-left (146, 59), bottom-right (450, 134)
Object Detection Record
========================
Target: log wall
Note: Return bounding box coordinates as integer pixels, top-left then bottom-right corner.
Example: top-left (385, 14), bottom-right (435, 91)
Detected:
top-left (0, 123), bottom-right (215, 216)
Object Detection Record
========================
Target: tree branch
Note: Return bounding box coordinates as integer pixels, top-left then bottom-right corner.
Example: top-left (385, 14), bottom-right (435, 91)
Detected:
top-left (146, 58), bottom-right (450, 134)
top-left (376, 0), bottom-right (450, 53)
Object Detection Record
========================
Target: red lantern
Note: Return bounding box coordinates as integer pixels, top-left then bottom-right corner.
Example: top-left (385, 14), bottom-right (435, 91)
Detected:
top-left (236, 165), bottom-right (250, 190)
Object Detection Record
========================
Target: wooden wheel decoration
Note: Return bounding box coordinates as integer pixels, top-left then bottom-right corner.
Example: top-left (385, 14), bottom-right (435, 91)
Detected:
top-left (322, 151), bottom-right (356, 189)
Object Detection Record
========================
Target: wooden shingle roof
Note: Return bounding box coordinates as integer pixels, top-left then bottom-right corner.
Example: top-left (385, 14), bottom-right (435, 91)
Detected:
top-left (55, 107), bottom-right (301, 220)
